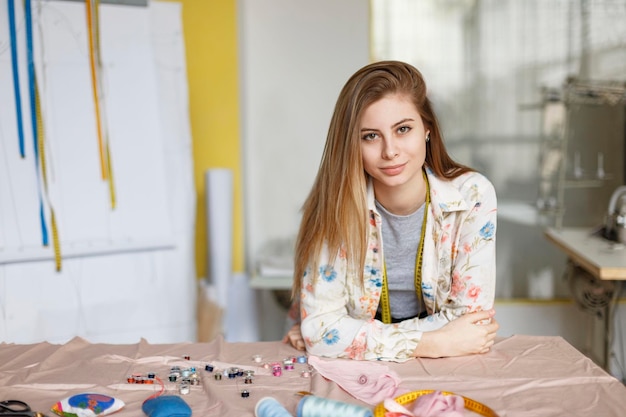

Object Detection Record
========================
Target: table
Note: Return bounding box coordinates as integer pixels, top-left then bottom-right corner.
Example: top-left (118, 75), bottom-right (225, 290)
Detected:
top-left (544, 227), bottom-right (626, 369)
top-left (544, 227), bottom-right (626, 280)
top-left (2, 335), bottom-right (626, 416)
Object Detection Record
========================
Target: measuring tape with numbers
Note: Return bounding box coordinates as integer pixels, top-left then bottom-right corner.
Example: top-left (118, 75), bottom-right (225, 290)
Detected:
top-left (86, 0), bottom-right (116, 209)
top-left (35, 81), bottom-right (62, 272)
top-left (378, 169), bottom-right (430, 324)
top-left (373, 390), bottom-right (500, 417)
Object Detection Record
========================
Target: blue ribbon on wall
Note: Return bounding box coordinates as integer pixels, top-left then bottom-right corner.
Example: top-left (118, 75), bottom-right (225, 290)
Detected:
top-left (7, 0), bottom-right (26, 158)
top-left (24, 0), bottom-right (50, 247)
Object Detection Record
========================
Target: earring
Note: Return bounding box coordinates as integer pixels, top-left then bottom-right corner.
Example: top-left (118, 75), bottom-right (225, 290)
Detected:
top-left (425, 133), bottom-right (430, 143)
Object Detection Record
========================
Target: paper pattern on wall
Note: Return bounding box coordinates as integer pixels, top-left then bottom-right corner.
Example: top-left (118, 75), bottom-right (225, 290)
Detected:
top-left (0, 0), bottom-right (173, 264)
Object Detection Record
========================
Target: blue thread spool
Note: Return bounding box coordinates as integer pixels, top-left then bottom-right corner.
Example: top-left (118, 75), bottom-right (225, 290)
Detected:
top-left (296, 395), bottom-right (372, 417)
top-left (255, 397), bottom-right (293, 417)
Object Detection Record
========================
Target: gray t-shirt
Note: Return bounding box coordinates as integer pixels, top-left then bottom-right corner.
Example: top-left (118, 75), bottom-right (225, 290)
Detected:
top-left (375, 200), bottom-right (425, 320)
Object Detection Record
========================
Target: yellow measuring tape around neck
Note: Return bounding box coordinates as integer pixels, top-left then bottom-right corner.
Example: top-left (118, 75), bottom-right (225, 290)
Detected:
top-left (379, 169), bottom-right (430, 324)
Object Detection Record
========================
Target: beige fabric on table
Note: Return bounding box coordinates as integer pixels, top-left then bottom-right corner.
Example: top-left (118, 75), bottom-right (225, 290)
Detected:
top-left (1, 335), bottom-right (625, 416)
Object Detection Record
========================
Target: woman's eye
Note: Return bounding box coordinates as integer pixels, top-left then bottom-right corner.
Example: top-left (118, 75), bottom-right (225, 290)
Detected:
top-left (398, 126), bottom-right (411, 134)
top-left (362, 132), bottom-right (378, 141)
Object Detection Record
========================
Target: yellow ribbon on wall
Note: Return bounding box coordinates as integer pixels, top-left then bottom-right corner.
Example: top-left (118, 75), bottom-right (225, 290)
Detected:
top-left (36, 79), bottom-right (62, 272)
top-left (86, 0), bottom-right (116, 209)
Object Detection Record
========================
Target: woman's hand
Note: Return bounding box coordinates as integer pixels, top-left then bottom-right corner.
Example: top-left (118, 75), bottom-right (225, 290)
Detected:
top-left (282, 323), bottom-right (306, 351)
top-left (413, 309), bottom-right (499, 358)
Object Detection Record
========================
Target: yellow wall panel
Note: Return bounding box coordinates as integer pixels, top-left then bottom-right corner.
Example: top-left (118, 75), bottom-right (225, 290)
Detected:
top-left (177, 0), bottom-right (243, 278)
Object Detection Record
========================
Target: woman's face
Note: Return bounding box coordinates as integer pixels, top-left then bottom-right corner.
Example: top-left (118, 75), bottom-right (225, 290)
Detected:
top-left (359, 93), bottom-right (428, 196)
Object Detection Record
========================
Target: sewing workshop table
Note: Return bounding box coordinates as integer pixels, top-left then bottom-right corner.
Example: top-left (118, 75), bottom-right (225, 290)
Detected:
top-left (2, 335), bottom-right (626, 417)
top-left (544, 227), bottom-right (626, 369)
top-left (544, 227), bottom-right (626, 281)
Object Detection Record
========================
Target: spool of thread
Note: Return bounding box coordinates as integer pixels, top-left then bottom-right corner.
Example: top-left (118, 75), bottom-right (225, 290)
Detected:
top-left (272, 364), bottom-right (282, 377)
top-left (255, 397), bottom-right (293, 417)
top-left (296, 396), bottom-right (373, 417)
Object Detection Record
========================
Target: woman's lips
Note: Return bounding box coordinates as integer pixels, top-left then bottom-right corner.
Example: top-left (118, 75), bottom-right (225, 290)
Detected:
top-left (380, 163), bottom-right (406, 176)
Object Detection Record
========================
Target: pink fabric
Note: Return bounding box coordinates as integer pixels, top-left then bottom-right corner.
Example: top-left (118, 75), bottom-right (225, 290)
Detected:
top-left (384, 391), bottom-right (464, 417)
top-left (307, 355), bottom-right (406, 405)
top-left (3, 335), bottom-right (626, 417)
top-left (411, 391), bottom-right (464, 417)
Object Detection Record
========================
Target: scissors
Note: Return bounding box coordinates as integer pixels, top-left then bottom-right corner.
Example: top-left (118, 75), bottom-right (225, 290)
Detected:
top-left (0, 400), bottom-right (47, 417)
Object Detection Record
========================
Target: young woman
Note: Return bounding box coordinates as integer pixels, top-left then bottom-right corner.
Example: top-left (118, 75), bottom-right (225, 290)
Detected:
top-left (284, 61), bottom-right (498, 361)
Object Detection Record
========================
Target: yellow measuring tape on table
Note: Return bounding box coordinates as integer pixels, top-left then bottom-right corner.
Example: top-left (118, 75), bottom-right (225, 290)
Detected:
top-left (373, 390), bottom-right (500, 417)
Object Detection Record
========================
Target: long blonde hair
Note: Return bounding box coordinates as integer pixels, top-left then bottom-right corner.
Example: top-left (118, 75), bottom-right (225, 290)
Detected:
top-left (292, 60), bottom-right (472, 299)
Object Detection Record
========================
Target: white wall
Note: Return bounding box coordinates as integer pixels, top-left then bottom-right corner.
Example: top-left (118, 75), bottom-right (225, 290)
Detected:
top-left (238, 0), bottom-right (370, 276)
top-left (0, 1), bottom-right (196, 344)
top-left (236, 0), bottom-right (370, 341)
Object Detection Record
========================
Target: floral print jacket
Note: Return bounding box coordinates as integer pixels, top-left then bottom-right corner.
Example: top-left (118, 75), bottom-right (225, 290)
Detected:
top-left (298, 168), bottom-right (497, 361)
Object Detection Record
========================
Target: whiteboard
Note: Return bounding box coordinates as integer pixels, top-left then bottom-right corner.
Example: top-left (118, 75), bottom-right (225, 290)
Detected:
top-left (0, 0), bottom-right (173, 264)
